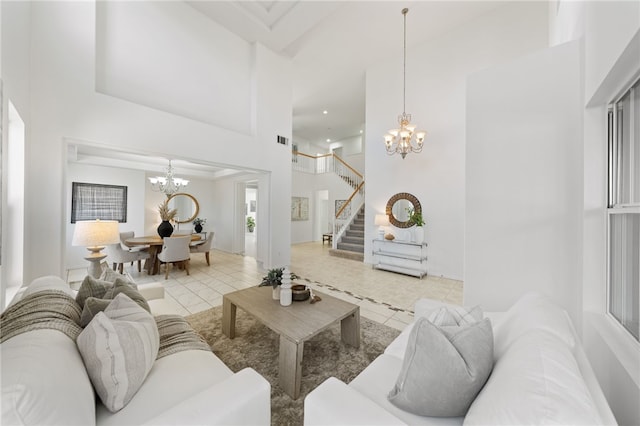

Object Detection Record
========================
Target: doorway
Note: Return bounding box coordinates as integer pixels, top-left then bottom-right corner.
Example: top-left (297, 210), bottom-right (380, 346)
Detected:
top-left (244, 182), bottom-right (258, 258)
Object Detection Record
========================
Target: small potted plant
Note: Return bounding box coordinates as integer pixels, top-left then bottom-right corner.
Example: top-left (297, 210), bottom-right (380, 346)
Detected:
top-left (193, 217), bottom-right (206, 233)
top-left (259, 267), bottom-right (299, 299)
top-left (246, 216), bottom-right (256, 233)
top-left (157, 202), bottom-right (177, 237)
top-left (407, 208), bottom-right (425, 244)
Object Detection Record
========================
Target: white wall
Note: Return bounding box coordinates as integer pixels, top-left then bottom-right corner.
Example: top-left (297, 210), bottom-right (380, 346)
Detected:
top-left (365, 2), bottom-right (548, 280)
top-left (579, 2), bottom-right (640, 424)
top-left (291, 170), bottom-right (354, 243)
top-left (1, 1), bottom-right (31, 306)
top-left (5, 0), bottom-right (292, 283)
top-left (465, 41), bottom-right (583, 322)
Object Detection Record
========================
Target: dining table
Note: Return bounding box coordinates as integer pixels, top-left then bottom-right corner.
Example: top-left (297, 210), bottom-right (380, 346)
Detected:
top-left (124, 234), bottom-right (201, 275)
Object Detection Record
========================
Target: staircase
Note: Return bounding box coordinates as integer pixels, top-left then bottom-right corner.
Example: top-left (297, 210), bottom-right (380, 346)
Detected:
top-left (329, 207), bottom-right (365, 261)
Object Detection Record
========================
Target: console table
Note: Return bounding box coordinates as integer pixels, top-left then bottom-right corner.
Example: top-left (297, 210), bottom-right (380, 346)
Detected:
top-left (371, 239), bottom-right (428, 278)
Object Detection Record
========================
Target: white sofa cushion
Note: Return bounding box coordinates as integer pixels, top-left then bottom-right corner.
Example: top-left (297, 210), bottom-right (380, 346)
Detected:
top-left (21, 275), bottom-right (75, 299)
top-left (492, 292), bottom-right (575, 360)
top-left (388, 318), bottom-right (494, 417)
top-left (96, 350), bottom-right (235, 425)
top-left (1, 330), bottom-right (95, 425)
top-left (77, 293), bottom-right (159, 412)
top-left (464, 330), bottom-right (602, 425)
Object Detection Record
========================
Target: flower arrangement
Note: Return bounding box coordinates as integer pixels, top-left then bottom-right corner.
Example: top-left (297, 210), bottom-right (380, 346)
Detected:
top-left (258, 267), bottom-right (300, 288)
top-left (158, 202), bottom-right (177, 221)
top-left (193, 217), bottom-right (207, 226)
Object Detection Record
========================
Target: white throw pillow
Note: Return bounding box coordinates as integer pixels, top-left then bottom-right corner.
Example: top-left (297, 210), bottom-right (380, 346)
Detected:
top-left (492, 292), bottom-right (575, 360)
top-left (464, 330), bottom-right (602, 425)
top-left (77, 293), bottom-right (159, 412)
top-left (388, 317), bottom-right (494, 417)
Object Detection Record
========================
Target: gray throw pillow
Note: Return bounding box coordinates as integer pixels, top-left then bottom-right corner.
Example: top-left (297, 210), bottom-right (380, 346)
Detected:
top-left (77, 293), bottom-right (159, 412)
top-left (75, 275), bottom-right (113, 308)
top-left (80, 297), bottom-right (112, 327)
top-left (388, 317), bottom-right (494, 417)
top-left (80, 281), bottom-right (150, 327)
top-left (99, 268), bottom-right (138, 289)
top-left (427, 305), bottom-right (483, 326)
top-left (103, 278), bottom-right (150, 313)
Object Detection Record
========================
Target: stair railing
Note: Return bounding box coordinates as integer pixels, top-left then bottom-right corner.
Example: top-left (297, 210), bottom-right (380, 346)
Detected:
top-left (331, 196), bottom-right (364, 249)
top-left (292, 150), bottom-right (365, 249)
top-left (292, 151), bottom-right (332, 174)
top-left (333, 190), bottom-right (364, 249)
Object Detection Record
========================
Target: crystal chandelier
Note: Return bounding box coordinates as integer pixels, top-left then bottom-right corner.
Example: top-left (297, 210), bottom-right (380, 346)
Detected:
top-left (384, 8), bottom-right (426, 159)
top-left (148, 160), bottom-right (189, 196)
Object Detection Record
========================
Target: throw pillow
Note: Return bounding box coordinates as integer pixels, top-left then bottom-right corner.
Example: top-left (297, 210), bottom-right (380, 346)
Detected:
top-left (103, 278), bottom-right (150, 313)
top-left (80, 297), bottom-right (112, 327)
top-left (77, 293), bottom-right (160, 413)
top-left (99, 268), bottom-right (138, 289)
top-left (428, 305), bottom-right (483, 327)
top-left (75, 275), bottom-right (113, 308)
top-left (388, 317), bottom-right (494, 417)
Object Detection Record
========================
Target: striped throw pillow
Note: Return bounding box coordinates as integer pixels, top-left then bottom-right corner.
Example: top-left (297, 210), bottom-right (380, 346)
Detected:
top-left (77, 293), bottom-right (159, 412)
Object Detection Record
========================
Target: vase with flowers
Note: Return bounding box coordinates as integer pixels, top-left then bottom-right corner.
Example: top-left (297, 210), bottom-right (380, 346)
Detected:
top-left (193, 217), bottom-right (206, 233)
top-left (157, 202), bottom-right (177, 238)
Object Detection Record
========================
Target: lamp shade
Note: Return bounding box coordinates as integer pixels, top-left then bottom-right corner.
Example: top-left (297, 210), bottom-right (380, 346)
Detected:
top-left (72, 220), bottom-right (120, 247)
top-left (374, 214), bottom-right (390, 227)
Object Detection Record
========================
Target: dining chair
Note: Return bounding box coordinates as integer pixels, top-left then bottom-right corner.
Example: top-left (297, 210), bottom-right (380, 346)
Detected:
top-left (105, 242), bottom-right (150, 274)
top-left (189, 232), bottom-right (214, 266)
top-left (119, 231), bottom-right (149, 253)
top-left (157, 235), bottom-right (191, 280)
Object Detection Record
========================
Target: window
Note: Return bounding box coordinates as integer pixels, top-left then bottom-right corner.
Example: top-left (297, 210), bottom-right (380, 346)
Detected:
top-left (71, 182), bottom-right (127, 223)
top-left (608, 78), bottom-right (640, 341)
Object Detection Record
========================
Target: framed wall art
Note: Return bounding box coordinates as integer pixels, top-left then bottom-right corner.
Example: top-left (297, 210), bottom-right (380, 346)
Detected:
top-left (291, 196), bottom-right (309, 221)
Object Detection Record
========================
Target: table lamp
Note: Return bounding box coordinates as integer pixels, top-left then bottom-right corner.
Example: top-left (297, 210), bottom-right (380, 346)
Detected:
top-left (374, 214), bottom-right (390, 240)
top-left (72, 219), bottom-right (120, 278)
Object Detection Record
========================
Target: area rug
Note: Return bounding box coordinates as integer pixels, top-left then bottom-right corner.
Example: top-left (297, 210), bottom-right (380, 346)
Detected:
top-left (185, 306), bottom-right (401, 426)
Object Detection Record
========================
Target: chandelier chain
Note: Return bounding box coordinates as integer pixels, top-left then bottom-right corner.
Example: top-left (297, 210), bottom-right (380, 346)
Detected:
top-left (382, 7), bottom-right (427, 159)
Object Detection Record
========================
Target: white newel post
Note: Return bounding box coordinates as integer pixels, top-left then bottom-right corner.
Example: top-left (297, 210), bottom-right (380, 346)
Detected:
top-left (280, 267), bottom-right (292, 306)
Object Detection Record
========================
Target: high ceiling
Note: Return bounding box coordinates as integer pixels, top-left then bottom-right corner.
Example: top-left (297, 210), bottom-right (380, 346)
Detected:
top-left (189, 1), bottom-right (503, 146)
top-left (70, 1), bottom-right (504, 174)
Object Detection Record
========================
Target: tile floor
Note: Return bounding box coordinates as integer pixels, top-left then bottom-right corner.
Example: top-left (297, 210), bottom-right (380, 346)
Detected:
top-left (68, 242), bottom-right (463, 331)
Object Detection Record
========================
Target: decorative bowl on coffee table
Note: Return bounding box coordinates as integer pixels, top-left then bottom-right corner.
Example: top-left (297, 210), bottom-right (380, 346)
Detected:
top-left (291, 284), bottom-right (310, 301)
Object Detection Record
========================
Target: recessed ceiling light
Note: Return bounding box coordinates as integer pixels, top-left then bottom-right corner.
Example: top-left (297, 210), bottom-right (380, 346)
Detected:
top-left (326, 139), bottom-right (331, 142)
top-left (360, 130), bottom-right (363, 134)
top-left (323, 110), bottom-right (328, 115)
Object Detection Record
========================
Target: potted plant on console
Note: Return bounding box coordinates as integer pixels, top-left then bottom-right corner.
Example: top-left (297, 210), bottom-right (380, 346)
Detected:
top-left (259, 267), bottom-right (299, 300)
top-left (157, 202), bottom-right (177, 238)
top-left (193, 217), bottom-right (206, 233)
top-left (408, 208), bottom-right (425, 244)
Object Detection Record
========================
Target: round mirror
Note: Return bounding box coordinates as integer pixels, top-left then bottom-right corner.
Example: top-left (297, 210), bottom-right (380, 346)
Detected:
top-left (166, 193), bottom-right (200, 224)
top-left (385, 192), bottom-right (421, 228)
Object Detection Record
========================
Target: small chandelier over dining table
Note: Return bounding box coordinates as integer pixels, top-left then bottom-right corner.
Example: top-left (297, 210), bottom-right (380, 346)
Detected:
top-left (148, 160), bottom-right (189, 196)
top-left (383, 8), bottom-right (427, 159)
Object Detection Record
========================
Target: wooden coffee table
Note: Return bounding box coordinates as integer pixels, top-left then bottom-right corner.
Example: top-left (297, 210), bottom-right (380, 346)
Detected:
top-left (222, 286), bottom-right (360, 399)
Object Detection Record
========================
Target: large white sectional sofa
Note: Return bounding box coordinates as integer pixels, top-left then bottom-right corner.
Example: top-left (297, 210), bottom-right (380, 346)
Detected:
top-left (1, 274), bottom-right (270, 426)
top-left (305, 293), bottom-right (617, 425)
